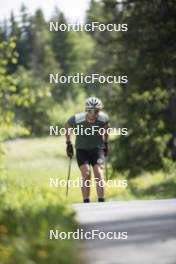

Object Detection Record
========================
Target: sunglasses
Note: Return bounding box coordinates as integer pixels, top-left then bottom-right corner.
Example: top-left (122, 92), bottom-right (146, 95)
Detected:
top-left (87, 109), bottom-right (99, 114)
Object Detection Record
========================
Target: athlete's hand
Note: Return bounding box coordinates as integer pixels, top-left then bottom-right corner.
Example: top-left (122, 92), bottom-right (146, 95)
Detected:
top-left (66, 141), bottom-right (73, 158)
top-left (104, 142), bottom-right (109, 157)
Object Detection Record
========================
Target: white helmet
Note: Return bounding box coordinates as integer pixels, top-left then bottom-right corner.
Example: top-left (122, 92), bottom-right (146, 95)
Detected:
top-left (85, 97), bottom-right (103, 110)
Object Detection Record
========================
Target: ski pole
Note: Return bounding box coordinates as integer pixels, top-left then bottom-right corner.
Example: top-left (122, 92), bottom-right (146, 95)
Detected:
top-left (105, 156), bottom-right (108, 181)
top-left (66, 157), bottom-right (72, 197)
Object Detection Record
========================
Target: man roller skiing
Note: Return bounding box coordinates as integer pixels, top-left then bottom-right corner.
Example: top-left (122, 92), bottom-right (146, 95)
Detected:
top-left (65, 97), bottom-right (109, 203)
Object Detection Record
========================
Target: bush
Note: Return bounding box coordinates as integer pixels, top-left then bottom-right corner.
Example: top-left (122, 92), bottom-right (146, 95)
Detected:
top-left (0, 181), bottom-right (82, 264)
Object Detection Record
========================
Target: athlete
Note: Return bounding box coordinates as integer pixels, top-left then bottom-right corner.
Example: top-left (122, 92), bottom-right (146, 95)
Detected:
top-left (64, 97), bottom-right (109, 203)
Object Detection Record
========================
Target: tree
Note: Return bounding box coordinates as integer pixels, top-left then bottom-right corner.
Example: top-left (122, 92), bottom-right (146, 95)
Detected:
top-left (30, 9), bottom-right (58, 79)
top-left (13, 66), bottom-right (52, 136)
top-left (87, 0), bottom-right (176, 176)
top-left (17, 4), bottom-right (32, 69)
top-left (0, 38), bottom-right (35, 163)
top-left (51, 7), bottom-right (95, 100)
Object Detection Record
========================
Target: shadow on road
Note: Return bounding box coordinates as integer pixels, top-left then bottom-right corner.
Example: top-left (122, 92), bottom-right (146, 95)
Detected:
top-left (80, 213), bottom-right (176, 248)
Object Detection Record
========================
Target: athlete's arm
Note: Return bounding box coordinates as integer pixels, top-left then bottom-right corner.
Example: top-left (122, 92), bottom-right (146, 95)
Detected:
top-left (64, 122), bottom-right (71, 143)
top-left (64, 122), bottom-right (73, 158)
top-left (103, 122), bottom-right (110, 157)
top-left (104, 122), bottom-right (110, 143)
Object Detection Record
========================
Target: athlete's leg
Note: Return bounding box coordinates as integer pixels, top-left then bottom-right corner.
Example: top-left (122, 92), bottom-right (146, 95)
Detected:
top-left (91, 148), bottom-right (105, 202)
top-left (80, 164), bottom-right (91, 202)
top-left (76, 149), bottom-right (91, 202)
top-left (93, 163), bottom-right (105, 201)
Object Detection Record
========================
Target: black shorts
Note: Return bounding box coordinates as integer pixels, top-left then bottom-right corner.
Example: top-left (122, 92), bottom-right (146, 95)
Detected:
top-left (76, 148), bottom-right (105, 167)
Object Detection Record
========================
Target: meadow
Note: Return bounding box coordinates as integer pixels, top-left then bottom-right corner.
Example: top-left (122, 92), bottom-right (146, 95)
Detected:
top-left (3, 136), bottom-right (176, 203)
top-left (1, 136), bottom-right (175, 264)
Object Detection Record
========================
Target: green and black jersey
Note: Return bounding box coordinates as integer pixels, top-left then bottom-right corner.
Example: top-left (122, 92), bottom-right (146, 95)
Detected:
top-left (67, 112), bottom-right (109, 150)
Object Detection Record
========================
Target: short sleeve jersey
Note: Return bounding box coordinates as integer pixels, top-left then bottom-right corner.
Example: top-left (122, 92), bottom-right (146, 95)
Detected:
top-left (67, 112), bottom-right (109, 150)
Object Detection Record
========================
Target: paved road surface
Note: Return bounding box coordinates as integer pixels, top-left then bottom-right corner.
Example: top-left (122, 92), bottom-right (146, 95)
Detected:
top-left (74, 199), bottom-right (176, 264)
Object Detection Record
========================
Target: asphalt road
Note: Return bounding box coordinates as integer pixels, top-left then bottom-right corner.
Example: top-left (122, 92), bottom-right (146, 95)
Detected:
top-left (74, 199), bottom-right (176, 264)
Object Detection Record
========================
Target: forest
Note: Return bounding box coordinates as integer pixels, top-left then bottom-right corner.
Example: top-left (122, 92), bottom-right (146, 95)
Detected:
top-left (0, 0), bottom-right (175, 176)
top-left (0, 1), bottom-right (176, 263)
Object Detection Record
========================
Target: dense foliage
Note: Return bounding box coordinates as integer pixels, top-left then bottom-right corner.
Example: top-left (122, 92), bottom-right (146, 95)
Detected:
top-left (0, 27), bottom-right (82, 264)
top-left (0, 1), bottom-right (175, 175)
top-left (87, 0), bottom-right (176, 176)
top-left (0, 2), bottom-right (175, 263)
top-left (0, 179), bottom-right (82, 264)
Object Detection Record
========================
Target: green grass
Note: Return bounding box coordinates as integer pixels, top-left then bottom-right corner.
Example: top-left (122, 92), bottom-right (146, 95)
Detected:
top-left (3, 136), bottom-right (176, 203)
top-left (1, 137), bottom-right (86, 264)
top-left (128, 170), bottom-right (176, 199)
top-left (1, 136), bottom-right (175, 263)
top-left (3, 136), bottom-right (130, 203)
